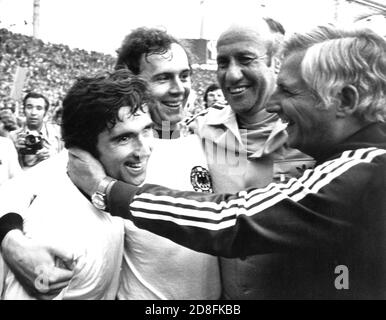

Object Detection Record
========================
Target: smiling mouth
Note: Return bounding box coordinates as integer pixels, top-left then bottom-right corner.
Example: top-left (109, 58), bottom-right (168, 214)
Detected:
top-left (162, 101), bottom-right (183, 108)
top-left (227, 86), bottom-right (249, 95)
top-left (125, 161), bottom-right (146, 172)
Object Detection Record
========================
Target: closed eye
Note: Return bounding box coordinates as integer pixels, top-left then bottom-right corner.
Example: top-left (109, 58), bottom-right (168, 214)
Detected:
top-left (278, 84), bottom-right (294, 95)
top-left (238, 56), bottom-right (256, 65)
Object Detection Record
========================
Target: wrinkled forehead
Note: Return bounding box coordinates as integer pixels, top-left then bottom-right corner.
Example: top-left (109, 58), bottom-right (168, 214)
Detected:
top-left (139, 43), bottom-right (190, 75)
top-left (277, 51), bottom-right (307, 86)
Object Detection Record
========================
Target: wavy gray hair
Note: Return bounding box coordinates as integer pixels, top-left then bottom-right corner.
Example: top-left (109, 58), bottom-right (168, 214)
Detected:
top-left (283, 25), bottom-right (386, 122)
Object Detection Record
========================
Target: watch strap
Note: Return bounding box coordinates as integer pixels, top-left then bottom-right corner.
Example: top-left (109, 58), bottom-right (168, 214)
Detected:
top-left (96, 176), bottom-right (116, 196)
top-left (92, 176), bottom-right (117, 211)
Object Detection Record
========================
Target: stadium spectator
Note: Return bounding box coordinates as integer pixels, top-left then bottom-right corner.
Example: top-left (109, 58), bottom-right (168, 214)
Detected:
top-left (0, 108), bottom-right (18, 137)
top-left (10, 92), bottom-right (63, 169)
top-left (0, 28), bottom-right (117, 123)
top-left (51, 106), bottom-right (63, 126)
top-left (202, 83), bottom-right (226, 110)
top-left (0, 136), bottom-right (21, 185)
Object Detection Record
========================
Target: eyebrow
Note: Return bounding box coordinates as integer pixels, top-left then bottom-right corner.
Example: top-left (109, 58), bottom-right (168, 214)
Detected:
top-left (144, 123), bottom-right (155, 130)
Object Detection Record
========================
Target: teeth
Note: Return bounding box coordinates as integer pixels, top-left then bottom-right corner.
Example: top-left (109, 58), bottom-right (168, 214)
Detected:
top-left (163, 102), bottom-right (181, 108)
top-left (229, 87), bottom-right (247, 94)
top-left (127, 163), bottom-right (142, 169)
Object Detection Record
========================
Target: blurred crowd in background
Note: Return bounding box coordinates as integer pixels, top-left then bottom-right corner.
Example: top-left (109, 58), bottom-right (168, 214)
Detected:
top-left (0, 27), bottom-right (217, 125)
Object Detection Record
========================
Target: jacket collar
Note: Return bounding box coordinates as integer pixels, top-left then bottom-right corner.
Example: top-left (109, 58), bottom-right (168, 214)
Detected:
top-left (204, 105), bottom-right (241, 141)
top-left (317, 122), bottom-right (386, 164)
top-left (203, 105), bottom-right (288, 158)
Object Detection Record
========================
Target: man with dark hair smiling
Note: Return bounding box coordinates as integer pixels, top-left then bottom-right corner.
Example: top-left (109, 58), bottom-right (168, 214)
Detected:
top-left (107, 27), bottom-right (221, 300)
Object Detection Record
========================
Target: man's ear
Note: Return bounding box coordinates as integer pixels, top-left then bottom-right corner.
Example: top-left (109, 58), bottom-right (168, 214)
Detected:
top-left (336, 85), bottom-right (359, 118)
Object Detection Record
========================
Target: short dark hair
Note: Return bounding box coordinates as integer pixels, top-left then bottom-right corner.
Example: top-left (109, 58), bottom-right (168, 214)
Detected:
top-left (115, 27), bottom-right (191, 74)
top-left (203, 83), bottom-right (220, 108)
top-left (22, 92), bottom-right (50, 112)
top-left (61, 69), bottom-right (152, 157)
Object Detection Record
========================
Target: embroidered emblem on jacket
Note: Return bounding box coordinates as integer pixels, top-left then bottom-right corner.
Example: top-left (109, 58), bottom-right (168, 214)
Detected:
top-left (190, 166), bottom-right (213, 193)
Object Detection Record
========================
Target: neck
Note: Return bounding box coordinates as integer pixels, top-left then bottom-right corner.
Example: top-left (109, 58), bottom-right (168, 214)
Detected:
top-left (27, 122), bottom-right (43, 132)
top-left (153, 122), bottom-right (181, 139)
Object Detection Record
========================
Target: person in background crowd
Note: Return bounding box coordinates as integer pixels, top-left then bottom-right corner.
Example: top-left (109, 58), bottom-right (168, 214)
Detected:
top-left (0, 108), bottom-right (18, 138)
top-left (0, 136), bottom-right (21, 186)
top-left (68, 25), bottom-right (386, 300)
top-left (51, 106), bottom-right (63, 126)
top-left (0, 106), bottom-right (22, 185)
top-left (10, 92), bottom-right (63, 169)
top-left (183, 89), bottom-right (200, 118)
top-left (202, 83), bottom-right (227, 110)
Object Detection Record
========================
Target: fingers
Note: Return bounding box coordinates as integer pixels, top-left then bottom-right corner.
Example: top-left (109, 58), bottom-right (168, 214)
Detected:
top-left (46, 267), bottom-right (74, 285)
top-left (29, 265), bottom-right (73, 298)
top-left (36, 149), bottom-right (50, 161)
top-left (34, 279), bottom-right (72, 300)
top-left (49, 245), bottom-right (74, 264)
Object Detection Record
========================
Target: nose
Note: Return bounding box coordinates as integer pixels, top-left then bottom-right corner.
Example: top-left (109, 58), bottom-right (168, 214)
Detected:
top-left (29, 107), bottom-right (38, 115)
top-left (133, 134), bottom-right (153, 159)
top-left (169, 77), bottom-right (185, 95)
top-left (225, 60), bottom-right (243, 83)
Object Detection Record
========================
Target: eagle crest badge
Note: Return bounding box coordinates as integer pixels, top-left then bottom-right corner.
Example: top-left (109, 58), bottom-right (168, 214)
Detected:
top-left (190, 166), bottom-right (213, 193)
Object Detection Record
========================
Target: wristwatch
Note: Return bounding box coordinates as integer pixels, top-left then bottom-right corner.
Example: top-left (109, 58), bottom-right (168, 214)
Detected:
top-left (91, 177), bottom-right (117, 211)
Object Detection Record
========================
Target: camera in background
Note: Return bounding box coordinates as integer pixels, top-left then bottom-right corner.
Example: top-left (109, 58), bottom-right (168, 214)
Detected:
top-left (21, 131), bottom-right (44, 155)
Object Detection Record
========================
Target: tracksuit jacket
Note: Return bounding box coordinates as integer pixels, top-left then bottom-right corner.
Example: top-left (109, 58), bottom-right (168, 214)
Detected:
top-left (1, 122), bottom-right (386, 299)
top-left (107, 122), bottom-right (386, 299)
